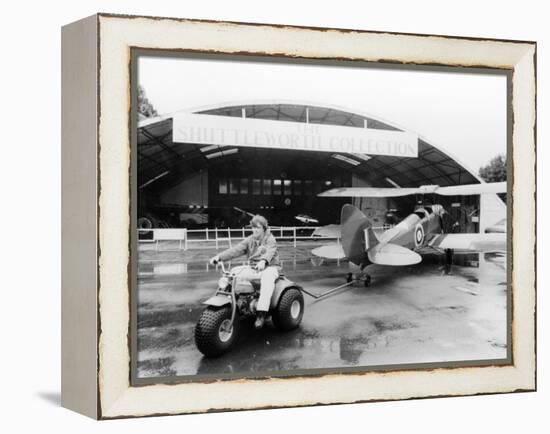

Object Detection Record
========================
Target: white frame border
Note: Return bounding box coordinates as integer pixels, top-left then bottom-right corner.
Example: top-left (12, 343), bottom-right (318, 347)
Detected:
top-left (96, 15), bottom-right (536, 419)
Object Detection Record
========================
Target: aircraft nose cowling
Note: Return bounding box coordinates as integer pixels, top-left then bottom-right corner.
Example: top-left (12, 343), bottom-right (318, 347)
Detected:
top-left (341, 204), bottom-right (371, 266)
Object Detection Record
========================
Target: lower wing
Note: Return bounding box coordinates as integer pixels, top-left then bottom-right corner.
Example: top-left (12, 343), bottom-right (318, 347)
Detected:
top-left (312, 242), bottom-right (422, 266)
top-left (368, 243), bottom-right (422, 266)
top-left (426, 233), bottom-right (506, 253)
top-left (311, 243), bottom-right (346, 259)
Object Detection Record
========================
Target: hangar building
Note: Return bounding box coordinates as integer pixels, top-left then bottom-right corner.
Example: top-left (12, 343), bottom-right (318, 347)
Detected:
top-left (137, 102), bottom-right (505, 233)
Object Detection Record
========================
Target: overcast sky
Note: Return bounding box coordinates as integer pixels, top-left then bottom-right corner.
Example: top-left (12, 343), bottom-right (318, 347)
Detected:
top-left (138, 55), bottom-right (507, 173)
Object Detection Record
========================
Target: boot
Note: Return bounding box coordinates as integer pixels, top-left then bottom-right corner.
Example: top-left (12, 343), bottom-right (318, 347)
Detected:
top-left (254, 311), bottom-right (267, 330)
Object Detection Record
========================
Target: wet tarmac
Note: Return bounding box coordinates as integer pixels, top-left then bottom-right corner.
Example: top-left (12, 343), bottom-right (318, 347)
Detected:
top-left (136, 241), bottom-right (508, 379)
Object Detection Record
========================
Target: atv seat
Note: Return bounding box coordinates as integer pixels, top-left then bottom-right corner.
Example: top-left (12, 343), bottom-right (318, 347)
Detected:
top-left (236, 274), bottom-right (287, 293)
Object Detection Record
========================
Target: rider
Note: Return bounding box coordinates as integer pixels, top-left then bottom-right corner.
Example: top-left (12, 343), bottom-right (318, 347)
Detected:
top-left (209, 214), bottom-right (280, 329)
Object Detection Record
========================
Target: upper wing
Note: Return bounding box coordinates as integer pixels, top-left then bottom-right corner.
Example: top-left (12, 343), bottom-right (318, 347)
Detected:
top-left (318, 187), bottom-right (421, 198)
top-left (318, 182), bottom-right (506, 198)
top-left (427, 233), bottom-right (506, 253)
top-left (435, 182), bottom-right (506, 196)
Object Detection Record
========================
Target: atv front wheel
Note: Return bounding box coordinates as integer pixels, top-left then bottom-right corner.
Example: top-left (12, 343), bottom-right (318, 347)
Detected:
top-left (272, 288), bottom-right (304, 331)
top-left (195, 306), bottom-right (236, 357)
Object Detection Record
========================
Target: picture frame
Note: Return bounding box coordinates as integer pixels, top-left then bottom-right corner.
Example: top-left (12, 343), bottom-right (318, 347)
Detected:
top-left (61, 13), bottom-right (536, 419)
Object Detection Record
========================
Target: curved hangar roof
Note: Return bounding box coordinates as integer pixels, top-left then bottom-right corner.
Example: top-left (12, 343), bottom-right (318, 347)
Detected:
top-left (137, 102), bottom-right (480, 191)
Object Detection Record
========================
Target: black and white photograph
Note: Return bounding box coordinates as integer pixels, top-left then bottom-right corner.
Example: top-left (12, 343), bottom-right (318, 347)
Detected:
top-left (133, 53), bottom-right (509, 381)
top-left (2, 0), bottom-right (544, 427)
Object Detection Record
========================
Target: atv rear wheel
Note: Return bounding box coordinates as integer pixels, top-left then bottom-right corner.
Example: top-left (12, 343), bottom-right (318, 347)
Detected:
top-left (195, 306), bottom-right (236, 357)
top-left (272, 288), bottom-right (304, 331)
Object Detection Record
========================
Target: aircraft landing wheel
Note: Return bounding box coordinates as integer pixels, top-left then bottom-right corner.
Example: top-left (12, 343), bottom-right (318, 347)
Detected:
top-left (364, 275), bottom-right (371, 287)
top-left (444, 248), bottom-right (453, 275)
top-left (346, 273), bottom-right (353, 283)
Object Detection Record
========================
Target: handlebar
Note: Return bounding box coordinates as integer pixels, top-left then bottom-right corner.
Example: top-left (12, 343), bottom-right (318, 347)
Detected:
top-left (213, 261), bottom-right (260, 274)
top-left (212, 259), bottom-right (227, 273)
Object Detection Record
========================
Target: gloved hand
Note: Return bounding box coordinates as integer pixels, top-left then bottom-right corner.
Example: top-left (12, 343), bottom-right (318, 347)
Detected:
top-left (255, 260), bottom-right (267, 271)
top-left (209, 255), bottom-right (220, 265)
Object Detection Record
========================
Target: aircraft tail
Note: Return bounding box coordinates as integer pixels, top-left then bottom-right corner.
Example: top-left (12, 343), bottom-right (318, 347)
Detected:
top-left (341, 204), bottom-right (379, 266)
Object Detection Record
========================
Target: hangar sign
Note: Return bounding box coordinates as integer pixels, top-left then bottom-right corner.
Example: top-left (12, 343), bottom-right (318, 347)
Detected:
top-left (173, 113), bottom-right (418, 158)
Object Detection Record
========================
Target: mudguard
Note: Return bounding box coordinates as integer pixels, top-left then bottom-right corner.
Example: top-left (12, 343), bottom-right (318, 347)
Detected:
top-left (269, 277), bottom-right (302, 310)
top-left (202, 294), bottom-right (231, 307)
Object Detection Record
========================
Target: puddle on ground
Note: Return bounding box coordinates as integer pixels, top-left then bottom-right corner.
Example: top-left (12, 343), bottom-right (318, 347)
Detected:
top-left (135, 244), bottom-right (507, 379)
top-left (137, 305), bottom-right (204, 328)
top-left (137, 356), bottom-right (177, 377)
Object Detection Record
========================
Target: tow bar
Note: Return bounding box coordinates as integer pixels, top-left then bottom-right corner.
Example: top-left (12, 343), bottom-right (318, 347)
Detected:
top-left (300, 280), bottom-right (356, 300)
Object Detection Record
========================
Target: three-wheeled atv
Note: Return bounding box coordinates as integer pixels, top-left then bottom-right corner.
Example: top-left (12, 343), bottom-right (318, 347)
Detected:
top-left (194, 262), bottom-right (304, 357)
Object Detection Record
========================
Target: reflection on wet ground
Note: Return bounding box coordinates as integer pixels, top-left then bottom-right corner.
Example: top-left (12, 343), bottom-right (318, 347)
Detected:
top-left (137, 242), bottom-right (508, 378)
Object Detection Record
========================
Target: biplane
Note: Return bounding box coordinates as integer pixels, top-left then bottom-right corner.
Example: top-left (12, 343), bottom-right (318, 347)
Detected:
top-left (311, 182), bottom-right (507, 286)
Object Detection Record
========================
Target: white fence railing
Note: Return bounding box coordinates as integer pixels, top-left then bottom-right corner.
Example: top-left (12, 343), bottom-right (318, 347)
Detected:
top-left (138, 224), bottom-right (392, 251)
top-left (138, 226), bottom-right (336, 251)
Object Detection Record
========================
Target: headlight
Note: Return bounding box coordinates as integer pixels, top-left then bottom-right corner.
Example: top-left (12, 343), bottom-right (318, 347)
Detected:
top-left (218, 276), bottom-right (230, 290)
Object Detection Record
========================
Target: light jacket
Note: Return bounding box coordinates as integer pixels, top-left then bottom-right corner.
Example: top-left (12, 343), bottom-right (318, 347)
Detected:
top-left (218, 229), bottom-right (280, 267)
